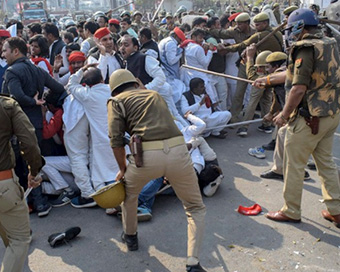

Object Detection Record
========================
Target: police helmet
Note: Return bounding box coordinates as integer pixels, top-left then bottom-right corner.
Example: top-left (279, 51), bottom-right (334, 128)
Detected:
top-left (255, 51), bottom-right (272, 66)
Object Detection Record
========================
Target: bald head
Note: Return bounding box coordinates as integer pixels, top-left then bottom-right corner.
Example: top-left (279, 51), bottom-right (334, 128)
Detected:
top-left (82, 67), bottom-right (103, 86)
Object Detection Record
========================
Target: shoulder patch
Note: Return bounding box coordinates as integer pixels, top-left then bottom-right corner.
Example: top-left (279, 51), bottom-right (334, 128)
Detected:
top-left (295, 58), bottom-right (302, 68)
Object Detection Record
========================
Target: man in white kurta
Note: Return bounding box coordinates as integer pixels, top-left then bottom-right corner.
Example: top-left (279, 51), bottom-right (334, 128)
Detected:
top-left (181, 29), bottom-right (219, 104)
top-left (66, 67), bottom-right (120, 191)
top-left (87, 27), bottom-right (122, 84)
top-left (180, 78), bottom-right (231, 138)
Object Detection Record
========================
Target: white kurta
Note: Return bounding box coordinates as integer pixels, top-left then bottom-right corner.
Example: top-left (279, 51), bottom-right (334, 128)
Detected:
top-left (87, 52), bottom-right (121, 82)
top-left (180, 93), bottom-right (232, 136)
top-left (174, 114), bottom-right (206, 173)
top-left (181, 42), bottom-right (218, 103)
top-left (67, 70), bottom-right (120, 189)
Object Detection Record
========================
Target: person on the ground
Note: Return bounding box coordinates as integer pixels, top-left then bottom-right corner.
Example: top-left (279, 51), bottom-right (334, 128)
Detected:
top-left (108, 69), bottom-right (207, 272)
top-left (181, 78), bottom-right (231, 138)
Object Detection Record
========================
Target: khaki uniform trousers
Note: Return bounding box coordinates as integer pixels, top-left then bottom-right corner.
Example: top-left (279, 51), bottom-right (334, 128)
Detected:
top-left (281, 114), bottom-right (340, 219)
top-left (241, 86), bottom-right (272, 127)
top-left (229, 63), bottom-right (249, 122)
top-left (271, 125), bottom-right (287, 175)
top-left (0, 173), bottom-right (31, 272)
top-left (122, 142), bottom-right (206, 258)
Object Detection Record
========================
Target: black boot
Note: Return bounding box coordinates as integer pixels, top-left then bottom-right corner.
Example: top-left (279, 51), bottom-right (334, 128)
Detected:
top-left (262, 139), bottom-right (276, 151)
top-left (121, 232), bottom-right (138, 251)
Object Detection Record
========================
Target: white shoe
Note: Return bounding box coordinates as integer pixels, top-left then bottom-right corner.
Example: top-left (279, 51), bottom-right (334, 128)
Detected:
top-left (203, 175), bottom-right (223, 197)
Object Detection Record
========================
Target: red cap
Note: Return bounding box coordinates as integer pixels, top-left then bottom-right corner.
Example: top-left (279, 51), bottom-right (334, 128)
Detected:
top-left (0, 29), bottom-right (11, 38)
top-left (228, 12), bottom-right (242, 22)
top-left (109, 19), bottom-right (120, 25)
top-left (174, 27), bottom-right (186, 42)
top-left (94, 27), bottom-right (111, 40)
top-left (69, 51), bottom-right (86, 63)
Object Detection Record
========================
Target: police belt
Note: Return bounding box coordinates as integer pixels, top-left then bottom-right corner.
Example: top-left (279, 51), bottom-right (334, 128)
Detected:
top-left (142, 136), bottom-right (185, 151)
top-left (0, 169), bottom-right (13, 181)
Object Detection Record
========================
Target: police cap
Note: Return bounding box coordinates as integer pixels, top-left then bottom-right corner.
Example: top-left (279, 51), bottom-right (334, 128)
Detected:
top-left (255, 50), bottom-right (272, 66)
top-left (253, 12), bottom-right (270, 22)
top-left (109, 69), bottom-right (138, 92)
top-left (166, 12), bottom-right (173, 18)
top-left (235, 12), bottom-right (251, 22)
top-left (283, 6), bottom-right (298, 16)
top-left (133, 10), bottom-right (142, 17)
top-left (266, 52), bottom-right (287, 63)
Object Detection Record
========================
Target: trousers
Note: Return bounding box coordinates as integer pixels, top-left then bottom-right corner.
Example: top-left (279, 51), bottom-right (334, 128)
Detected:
top-left (122, 142), bottom-right (206, 258)
top-left (281, 114), bottom-right (340, 219)
top-left (0, 173), bottom-right (31, 272)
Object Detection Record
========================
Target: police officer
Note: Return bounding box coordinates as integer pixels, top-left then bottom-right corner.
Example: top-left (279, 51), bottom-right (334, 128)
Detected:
top-left (108, 69), bottom-right (207, 272)
top-left (0, 95), bottom-right (44, 272)
top-left (131, 10), bottom-right (146, 33)
top-left (266, 9), bottom-right (340, 228)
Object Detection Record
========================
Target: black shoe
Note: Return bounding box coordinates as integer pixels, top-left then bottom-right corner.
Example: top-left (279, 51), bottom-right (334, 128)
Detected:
top-left (260, 170), bottom-right (283, 180)
top-left (304, 171), bottom-right (311, 181)
top-left (307, 161), bottom-right (316, 170)
top-left (36, 204), bottom-right (52, 217)
top-left (48, 227), bottom-right (81, 247)
top-left (121, 232), bottom-right (138, 251)
top-left (257, 125), bottom-right (273, 134)
top-left (186, 263), bottom-right (207, 272)
top-left (237, 127), bottom-right (248, 137)
top-left (262, 140), bottom-right (276, 151)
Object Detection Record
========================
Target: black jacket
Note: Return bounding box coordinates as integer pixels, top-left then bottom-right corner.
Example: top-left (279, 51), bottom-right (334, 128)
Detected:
top-left (1, 57), bottom-right (66, 129)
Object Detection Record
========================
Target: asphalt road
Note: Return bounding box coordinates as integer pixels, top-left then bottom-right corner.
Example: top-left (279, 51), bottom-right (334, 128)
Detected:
top-left (1, 124), bottom-right (340, 272)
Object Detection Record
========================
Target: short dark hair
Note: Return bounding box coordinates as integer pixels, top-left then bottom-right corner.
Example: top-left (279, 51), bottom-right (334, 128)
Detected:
top-left (180, 23), bottom-right (191, 32)
top-left (67, 26), bottom-right (78, 38)
top-left (97, 16), bottom-right (109, 24)
top-left (29, 34), bottom-right (49, 57)
top-left (66, 42), bottom-right (80, 51)
top-left (77, 21), bottom-right (85, 29)
top-left (82, 68), bottom-right (103, 86)
top-left (84, 21), bottom-right (99, 34)
top-left (191, 28), bottom-right (205, 38)
top-left (219, 14), bottom-right (229, 28)
top-left (42, 23), bottom-right (59, 38)
top-left (6, 37), bottom-right (27, 55)
top-left (6, 20), bottom-right (23, 30)
top-left (189, 77), bottom-right (204, 90)
top-left (28, 23), bottom-right (42, 34)
top-left (192, 17), bottom-right (206, 28)
top-left (139, 27), bottom-right (152, 40)
top-left (122, 18), bottom-right (132, 25)
top-left (63, 32), bottom-right (74, 43)
top-left (131, 36), bottom-right (139, 48)
top-left (207, 17), bottom-right (219, 28)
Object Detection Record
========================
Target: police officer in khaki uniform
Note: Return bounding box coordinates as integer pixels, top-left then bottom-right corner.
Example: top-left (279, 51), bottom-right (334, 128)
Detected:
top-left (107, 69), bottom-right (207, 272)
top-left (266, 9), bottom-right (340, 228)
top-left (131, 10), bottom-right (146, 34)
top-left (0, 95), bottom-right (44, 272)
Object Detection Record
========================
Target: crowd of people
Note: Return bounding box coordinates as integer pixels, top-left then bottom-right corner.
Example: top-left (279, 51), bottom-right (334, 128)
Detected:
top-left (1, 2), bottom-right (340, 272)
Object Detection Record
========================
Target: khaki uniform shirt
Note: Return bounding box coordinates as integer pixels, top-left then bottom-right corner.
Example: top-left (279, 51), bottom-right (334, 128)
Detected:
top-left (227, 26), bottom-right (283, 54)
top-left (0, 95), bottom-right (43, 175)
top-left (108, 89), bottom-right (182, 148)
top-left (210, 27), bottom-right (255, 45)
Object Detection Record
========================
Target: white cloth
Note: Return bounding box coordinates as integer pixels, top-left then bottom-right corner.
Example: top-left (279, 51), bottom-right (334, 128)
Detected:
top-left (181, 43), bottom-right (218, 103)
top-left (41, 156), bottom-right (73, 191)
top-left (80, 40), bottom-right (91, 56)
top-left (48, 41), bottom-right (68, 75)
top-left (174, 114), bottom-right (206, 173)
top-left (87, 53), bottom-right (121, 81)
top-left (67, 70), bottom-right (120, 188)
top-left (53, 71), bottom-right (70, 86)
top-left (141, 55), bottom-right (187, 127)
top-left (63, 95), bottom-right (93, 197)
top-left (180, 92), bottom-right (231, 135)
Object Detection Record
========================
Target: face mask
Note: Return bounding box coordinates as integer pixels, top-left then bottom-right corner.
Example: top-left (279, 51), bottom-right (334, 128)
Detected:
top-left (286, 20), bottom-right (305, 47)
